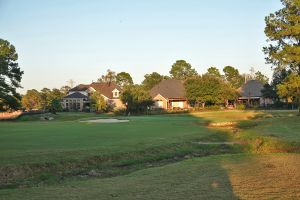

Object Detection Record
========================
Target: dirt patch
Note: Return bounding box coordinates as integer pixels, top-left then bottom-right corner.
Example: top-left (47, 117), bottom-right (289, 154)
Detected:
top-left (208, 122), bottom-right (237, 127)
top-left (81, 118), bottom-right (129, 123)
top-left (194, 141), bottom-right (242, 145)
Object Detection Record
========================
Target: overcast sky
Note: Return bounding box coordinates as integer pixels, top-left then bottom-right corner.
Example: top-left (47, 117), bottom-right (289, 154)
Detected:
top-left (0, 0), bottom-right (282, 93)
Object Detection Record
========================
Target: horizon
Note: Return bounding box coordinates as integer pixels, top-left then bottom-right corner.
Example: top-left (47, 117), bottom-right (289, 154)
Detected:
top-left (0, 0), bottom-right (282, 93)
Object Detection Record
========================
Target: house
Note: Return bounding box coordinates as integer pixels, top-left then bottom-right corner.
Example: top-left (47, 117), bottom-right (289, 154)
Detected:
top-left (62, 82), bottom-right (124, 111)
top-left (150, 79), bottom-right (189, 110)
top-left (238, 80), bottom-right (273, 106)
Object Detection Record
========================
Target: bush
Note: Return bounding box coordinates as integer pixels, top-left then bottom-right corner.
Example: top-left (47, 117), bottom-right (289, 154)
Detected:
top-left (236, 104), bottom-right (246, 110)
top-left (113, 108), bottom-right (127, 116)
top-left (205, 105), bottom-right (221, 111)
top-left (188, 105), bottom-right (221, 112)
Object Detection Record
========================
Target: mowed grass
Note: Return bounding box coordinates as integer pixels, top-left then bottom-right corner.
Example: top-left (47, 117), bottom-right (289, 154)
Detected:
top-left (190, 110), bottom-right (259, 123)
top-left (0, 113), bottom-right (226, 166)
top-left (250, 110), bottom-right (300, 143)
top-left (0, 110), bottom-right (300, 199)
top-left (1, 154), bottom-right (299, 200)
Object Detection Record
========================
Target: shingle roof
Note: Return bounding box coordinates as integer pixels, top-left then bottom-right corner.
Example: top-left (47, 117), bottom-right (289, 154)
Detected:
top-left (69, 84), bottom-right (90, 92)
top-left (239, 80), bottom-right (264, 97)
top-left (68, 82), bottom-right (122, 99)
top-left (89, 82), bottom-right (122, 99)
top-left (150, 79), bottom-right (186, 99)
top-left (64, 92), bottom-right (88, 99)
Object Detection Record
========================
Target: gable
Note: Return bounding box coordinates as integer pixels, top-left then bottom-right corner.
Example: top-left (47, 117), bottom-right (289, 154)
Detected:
top-left (153, 94), bottom-right (168, 101)
top-left (70, 82), bottom-right (122, 99)
top-left (150, 79), bottom-right (186, 99)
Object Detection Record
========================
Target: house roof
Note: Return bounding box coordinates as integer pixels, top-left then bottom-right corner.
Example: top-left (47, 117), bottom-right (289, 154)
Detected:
top-left (239, 80), bottom-right (264, 98)
top-left (150, 79), bottom-right (186, 99)
top-left (64, 92), bottom-right (88, 99)
top-left (69, 84), bottom-right (90, 92)
top-left (89, 82), bottom-right (122, 99)
top-left (68, 82), bottom-right (122, 99)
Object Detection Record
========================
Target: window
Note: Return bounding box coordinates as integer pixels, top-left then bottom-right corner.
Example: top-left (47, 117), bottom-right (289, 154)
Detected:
top-left (155, 100), bottom-right (163, 108)
top-left (66, 103), bottom-right (68, 108)
top-left (113, 90), bottom-right (119, 98)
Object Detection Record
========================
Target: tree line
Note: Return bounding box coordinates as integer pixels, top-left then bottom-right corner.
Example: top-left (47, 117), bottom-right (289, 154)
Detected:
top-left (93, 62), bottom-right (268, 113)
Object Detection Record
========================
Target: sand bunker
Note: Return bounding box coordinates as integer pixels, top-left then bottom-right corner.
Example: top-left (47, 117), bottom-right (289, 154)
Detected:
top-left (81, 118), bottom-right (129, 123)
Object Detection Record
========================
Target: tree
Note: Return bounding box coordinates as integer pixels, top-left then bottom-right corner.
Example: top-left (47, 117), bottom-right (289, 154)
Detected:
top-left (48, 99), bottom-right (62, 114)
top-left (0, 39), bottom-right (24, 111)
top-left (184, 75), bottom-right (237, 107)
top-left (21, 89), bottom-right (42, 111)
top-left (60, 85), bottom-right (71, 95)
top-left (90, 91), bottom-right (107, 112)
top-left (262, 83), bottom-right (278, 101)
top-left (116, 72), bottom-right (133, 87)
top-left (48, 89), bottom-right (64, 113)
top-left (97, 69), bottom-right (116, 84)
top-left (120, 85), bottom-right (153, 114)
top-left (39, 88), bottom-right (64, 113)
top-left (142, 72), bottom-right (168, 90)
top-left (223, 66), bottom-right (244, 88)
top-left (169, 60), bottom-right (197, 80)
top-left (264, 0), bottom-right (300, 74)
top-left (262, 67), bottom-right (291, 102)
top-left (206, 67), bottom-right (222, 78)
top-left (254, 71), bottom-right (269, 84)
top-left (40, 88), bottom-right (51, 111)
top-left (272, 67), bottom-right (291, 86)
top-left (277, 73), bottom-right (300, 113)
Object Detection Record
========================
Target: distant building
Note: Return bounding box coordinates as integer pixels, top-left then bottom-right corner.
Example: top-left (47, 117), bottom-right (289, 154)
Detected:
top-left (150, 79), bottom-right (189, 110)
top-left (62, 82), bottom-right (124, 111)
top-left (238, 80), bottom-right (273, 107)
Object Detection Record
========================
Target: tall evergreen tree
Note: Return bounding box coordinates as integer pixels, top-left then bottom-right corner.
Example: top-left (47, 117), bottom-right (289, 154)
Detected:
top-left (277, 73), bottom-right (300, 113)
top-left (263, 0), bottom-right (300, 74)
top-left (142, 72), bottom-right (168, 90)
top-left (169, 60), bottom-right (197, 80)
top-left (116, 72), bottom-right (133, 87)
top-left (97, 69), bottom-right (117, 84)
top-left (223, 66), bottom-right (243, 88)
top-left (0, 39), bottom-right (24, 111)
top-left (206, 67), bottom-right (222, 78)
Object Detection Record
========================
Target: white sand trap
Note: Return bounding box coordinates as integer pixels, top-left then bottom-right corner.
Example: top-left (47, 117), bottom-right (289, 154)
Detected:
top-left (81, 118), bottom-right (129, 123)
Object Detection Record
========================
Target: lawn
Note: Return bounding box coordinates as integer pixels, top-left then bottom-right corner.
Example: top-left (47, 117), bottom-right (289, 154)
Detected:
top-left (0, 110), bottom-right (299, 199)
top-left (0, 113), bottom-right (223, 165)
top-left (1, 154), bottom-right (299, 200)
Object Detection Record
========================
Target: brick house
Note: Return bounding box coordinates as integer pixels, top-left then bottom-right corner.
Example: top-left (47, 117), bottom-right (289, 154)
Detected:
top-left (150, 79), bottom-right (189, 110)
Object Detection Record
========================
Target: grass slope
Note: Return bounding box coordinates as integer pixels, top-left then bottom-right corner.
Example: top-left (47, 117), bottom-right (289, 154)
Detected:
top-left (1, 154), bottom-right (299, 200)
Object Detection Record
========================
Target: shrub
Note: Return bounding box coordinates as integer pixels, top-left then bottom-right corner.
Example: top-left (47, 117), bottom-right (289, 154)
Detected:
top-left (113, 108), bottom-right (127, 116)
top-left (236, 104), bottom-right (246, 110)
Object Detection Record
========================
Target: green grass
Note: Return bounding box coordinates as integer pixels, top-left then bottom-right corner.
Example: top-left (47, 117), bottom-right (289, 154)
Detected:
top-left (1, 154), bottom-right (299, 200)
top-left (190, 110), bottom-right (259, 123)
top-left (0, 113), bottom-right (225, 165)
top-left (0, 110), bottom-right (300, 199)
top-left (250, 110), bottom-right (300, 142)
